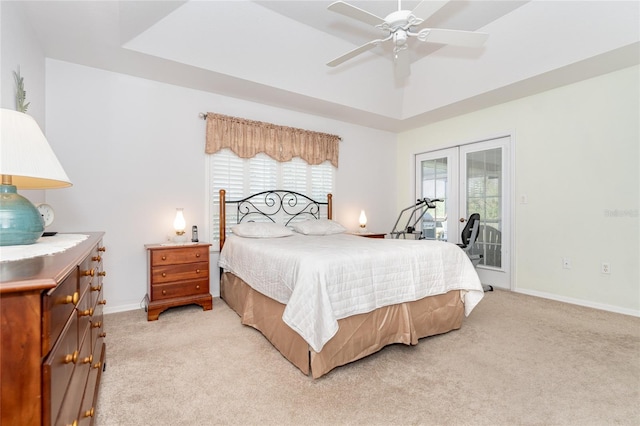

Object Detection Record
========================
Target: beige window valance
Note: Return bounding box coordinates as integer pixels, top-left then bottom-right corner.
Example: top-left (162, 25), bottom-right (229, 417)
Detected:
top-left (205, 112), bottom-right (340, 167)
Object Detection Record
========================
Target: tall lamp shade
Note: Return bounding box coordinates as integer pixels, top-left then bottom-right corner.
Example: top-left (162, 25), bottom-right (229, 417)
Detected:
top-left (0, 109), bottom-right (72, 246)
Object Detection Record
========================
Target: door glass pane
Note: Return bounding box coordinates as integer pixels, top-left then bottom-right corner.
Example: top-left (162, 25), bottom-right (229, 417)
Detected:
top-left (420, 158), bottom-right (448, 240)
top-left (466, 148), bottom-right (502, 268)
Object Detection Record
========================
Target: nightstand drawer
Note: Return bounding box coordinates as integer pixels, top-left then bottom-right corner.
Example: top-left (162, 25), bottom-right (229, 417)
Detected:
top-left (151, 261), bottom-right (209, 283)
top-left (151, 279), bottom-right (209, 301)
top-left (151, 246), bottom-right (209, 266)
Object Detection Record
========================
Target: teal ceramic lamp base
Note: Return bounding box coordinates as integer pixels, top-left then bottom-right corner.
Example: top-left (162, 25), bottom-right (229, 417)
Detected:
top-left (0, 184), bottom-right (45, 246)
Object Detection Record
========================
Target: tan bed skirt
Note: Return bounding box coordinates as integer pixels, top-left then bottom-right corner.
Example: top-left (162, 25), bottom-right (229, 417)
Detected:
top-left (221, 272), bottom-right (465, 378)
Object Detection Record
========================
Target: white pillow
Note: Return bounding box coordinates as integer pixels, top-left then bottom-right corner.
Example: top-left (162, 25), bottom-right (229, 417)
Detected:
top-left (231, 222), bottom-right (294, 238)
top-left (291, 219), bottom-right (346, 235)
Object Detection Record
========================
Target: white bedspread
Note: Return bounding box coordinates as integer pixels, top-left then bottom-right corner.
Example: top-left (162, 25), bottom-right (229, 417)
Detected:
top-left (219, 233), bottom-right (484, 352)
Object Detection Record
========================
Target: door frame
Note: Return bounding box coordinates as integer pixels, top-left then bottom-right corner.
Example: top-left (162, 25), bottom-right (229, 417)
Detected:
top-left (411, 132), bottom-right (516, 290)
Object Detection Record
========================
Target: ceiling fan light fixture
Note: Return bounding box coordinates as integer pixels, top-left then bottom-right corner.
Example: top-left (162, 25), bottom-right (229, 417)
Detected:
top-left (394, 29), bottom-right (408, 46)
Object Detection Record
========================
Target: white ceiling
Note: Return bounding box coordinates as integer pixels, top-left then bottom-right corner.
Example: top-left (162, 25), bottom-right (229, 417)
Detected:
top-left (20, 0), bottom-right (640, 132)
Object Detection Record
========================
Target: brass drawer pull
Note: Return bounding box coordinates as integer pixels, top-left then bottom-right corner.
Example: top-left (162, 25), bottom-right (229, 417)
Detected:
top-left (99, 332), bottom-right (107, 338)
top-left (81, 354), bottom-right (93, 364)
top-left (82, 269), bottom-right (94, 277)
top-left (63, 292), bottom-right (80, 305)
top-left (92, 321), bottom-right (102, 329)
top-left (78, 308), bottom-right (94, 317)
top-left (64, 350), bottom-right (78, 364)
top-left (98, 299), bottom-right (107, 305)
top-left (91, 284), bottom-right (102, 292)
top-left (92, 255), bottom-right (101, 262)
top-left (98, 246), bottom-right (106, 252)
top-left (93, 361), bottom-right (102, 370)
top-left (83, 408), bottom-right (95, 418)
top-left (98, 271), bottom-right (106, 277)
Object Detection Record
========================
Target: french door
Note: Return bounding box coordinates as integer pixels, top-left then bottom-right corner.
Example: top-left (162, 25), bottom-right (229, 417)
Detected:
top-left (415, 137), bottom-right (511, 289)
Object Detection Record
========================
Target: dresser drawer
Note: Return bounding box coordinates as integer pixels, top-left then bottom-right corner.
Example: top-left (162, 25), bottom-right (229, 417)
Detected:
top-left (43, 269), bottom-right (79, 357)
top-left (42, 313), bottom-right (78, 425)
top-left (151, 279), bottom-right (209, 301)
top-left (78, 342), bottom-right (105, 426)
top-left (151, 261), bottom-right (209, 284)
top-left (55, 327), bottom-right (92, 426)
top-left (150, 246), bottom-right (209, 266)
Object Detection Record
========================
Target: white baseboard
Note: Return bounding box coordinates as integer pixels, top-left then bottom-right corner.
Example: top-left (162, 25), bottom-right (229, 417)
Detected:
top-left (104, 303), bottom-right (144, 315)
top-left (514, 287), bottom-right (640, 318)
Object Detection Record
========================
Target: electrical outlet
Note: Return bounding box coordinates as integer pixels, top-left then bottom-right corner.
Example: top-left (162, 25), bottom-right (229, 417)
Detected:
top-left (601, 263), bottom-right (611, 274)
top-left (562, 258), bottom-right (571, 269)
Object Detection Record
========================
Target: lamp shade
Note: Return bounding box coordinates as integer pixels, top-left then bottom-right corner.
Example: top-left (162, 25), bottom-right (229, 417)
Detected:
top-left (0, 109), bottom-right (71, 246)
top-left (1, 109), bottom-right (71, 188)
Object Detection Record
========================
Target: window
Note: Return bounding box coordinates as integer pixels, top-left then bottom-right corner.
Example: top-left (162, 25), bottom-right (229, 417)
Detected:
top-left (209, 149), bottom-right (335, 245)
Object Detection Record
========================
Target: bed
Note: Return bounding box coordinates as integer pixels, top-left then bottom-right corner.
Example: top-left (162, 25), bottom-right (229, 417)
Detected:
top-left (217, 189), bottom-right (484, 378)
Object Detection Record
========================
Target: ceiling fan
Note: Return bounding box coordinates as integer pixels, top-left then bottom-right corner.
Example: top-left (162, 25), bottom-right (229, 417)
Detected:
top-left (326, 0), bottom-right (489, 78)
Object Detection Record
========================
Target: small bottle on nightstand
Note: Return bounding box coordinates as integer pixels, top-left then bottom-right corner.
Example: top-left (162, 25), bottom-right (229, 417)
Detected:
top-left (191, 226), bottom-right (199, 242)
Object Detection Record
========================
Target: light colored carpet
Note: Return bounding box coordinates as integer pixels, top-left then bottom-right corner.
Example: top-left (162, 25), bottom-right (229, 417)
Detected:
top-left (96, 290), bottom-right (639, 426)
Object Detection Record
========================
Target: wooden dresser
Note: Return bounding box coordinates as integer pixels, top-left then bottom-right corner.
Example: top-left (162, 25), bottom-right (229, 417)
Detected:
top-left (0, 232), bottom-right (107, 426)
top-left (145, 242), bottom-right (212, 321)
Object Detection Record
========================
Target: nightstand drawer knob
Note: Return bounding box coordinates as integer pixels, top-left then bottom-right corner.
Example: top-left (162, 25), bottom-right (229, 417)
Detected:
top-left (196, 285), bottom-right (200, 290)
top-left (196, 269), bottom-right (200, 273)
top-left (195, 253), bottom-right (201, 258)
top-left (162, 290), bottom-right (167, 295)
top-left (162, 256), bottom-right (167, 260)
top-left (162, 272), bottom-right (166, 277)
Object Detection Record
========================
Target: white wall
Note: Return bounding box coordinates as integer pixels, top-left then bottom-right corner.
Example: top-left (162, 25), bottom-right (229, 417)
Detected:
top-left (44, 59), bottom-right (397, 313)
top-left (0, 1), bottom-right (46, 203)
top-left (397, 66), bottom-right (640, 315)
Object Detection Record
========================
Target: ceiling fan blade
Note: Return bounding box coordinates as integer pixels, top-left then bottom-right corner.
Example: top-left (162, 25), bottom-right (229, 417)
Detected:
top-left (327, 39), bottom-right (382, 67)
top-left (394, 48), bottom-right (411, 79)
top-left (327, 1), bottom-right (385, 26)
top-left (411, 0), bottom-right (449, 22)
top-left (419, 28), bottom-right (489, 47)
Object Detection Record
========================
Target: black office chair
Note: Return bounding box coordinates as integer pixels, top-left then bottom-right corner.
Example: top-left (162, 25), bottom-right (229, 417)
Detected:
top-left (457, 213), bottom-right (493, 292)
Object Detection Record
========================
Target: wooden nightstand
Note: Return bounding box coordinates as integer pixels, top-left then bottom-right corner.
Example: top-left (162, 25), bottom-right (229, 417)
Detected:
top-left (145, 242), bottom-right (213, 321)
top-left (351, 232), bottom-right (386, 239)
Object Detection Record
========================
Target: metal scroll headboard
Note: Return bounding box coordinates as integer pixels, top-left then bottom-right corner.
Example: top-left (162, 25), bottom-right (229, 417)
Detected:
top-left (219, 189), bottom-right (332, 250)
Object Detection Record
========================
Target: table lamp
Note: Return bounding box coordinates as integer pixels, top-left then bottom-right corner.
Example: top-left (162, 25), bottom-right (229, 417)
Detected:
top-left (359, 210), bottom-right (367, 232)
top-left (172, 208), bottom-right (188, 243)
top-left (0, 109), bottom-right (72, 246)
